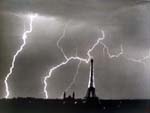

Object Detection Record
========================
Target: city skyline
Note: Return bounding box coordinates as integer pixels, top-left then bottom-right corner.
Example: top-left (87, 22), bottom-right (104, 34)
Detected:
top-left (0, 0), bottom-right (150, 99)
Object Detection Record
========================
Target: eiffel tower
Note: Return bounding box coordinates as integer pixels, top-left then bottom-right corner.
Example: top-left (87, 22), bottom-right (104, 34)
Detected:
top-left (85, 58), bottom-right (97, 98)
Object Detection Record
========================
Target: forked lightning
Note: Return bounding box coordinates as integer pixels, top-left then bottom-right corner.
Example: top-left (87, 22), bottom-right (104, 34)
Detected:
top-left (44, 27), bottom-right (123, 99)
top-left (4, 14), bottom-right (37, 98)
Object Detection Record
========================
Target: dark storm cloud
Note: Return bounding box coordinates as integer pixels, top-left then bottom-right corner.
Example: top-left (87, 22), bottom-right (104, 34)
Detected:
top-left (0, 0), bottom-right (149, 22)
top-left (112, 4), bottom-right (150, 49)
top-left (1, 0), bottom-right (150, 99)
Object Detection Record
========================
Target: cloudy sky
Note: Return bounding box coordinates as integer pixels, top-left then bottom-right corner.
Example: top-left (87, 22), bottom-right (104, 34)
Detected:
top-left (0, 0), bottom-right (150, 99)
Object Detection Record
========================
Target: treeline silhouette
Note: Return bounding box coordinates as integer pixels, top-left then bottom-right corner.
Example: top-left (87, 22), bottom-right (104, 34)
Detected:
top-left (0, 97), bottom-right (150, 113)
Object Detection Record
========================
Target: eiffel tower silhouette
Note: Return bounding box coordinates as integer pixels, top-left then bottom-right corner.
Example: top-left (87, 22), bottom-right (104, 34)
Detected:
top-left (85, 58), bottom-right (97, 98)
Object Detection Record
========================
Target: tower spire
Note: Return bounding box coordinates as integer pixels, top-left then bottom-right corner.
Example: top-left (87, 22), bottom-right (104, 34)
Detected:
top-left (86, 58), bottom-right (96, 98)
top-left (88, 58), bottom-right (95, 88)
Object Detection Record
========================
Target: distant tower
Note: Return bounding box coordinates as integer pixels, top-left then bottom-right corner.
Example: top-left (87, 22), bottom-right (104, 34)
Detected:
top-left (63, 92), bottom-right (66, 99)
top-left (85, 58), bottom-right (96, 98)
top-left (72, 92), bottom-right (75, 99)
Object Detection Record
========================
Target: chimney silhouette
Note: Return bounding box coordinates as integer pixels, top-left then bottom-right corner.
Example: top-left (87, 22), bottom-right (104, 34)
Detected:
top-left (63, 92), bottom-right (66, 99)
top-left (72, 92), bottom-right (75, 99)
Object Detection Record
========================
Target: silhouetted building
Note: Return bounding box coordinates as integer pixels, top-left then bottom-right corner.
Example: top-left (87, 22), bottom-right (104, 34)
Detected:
top-left (63, 58), bottom-right (98, 101)
top-left (85, 58), bottom-right (97, 99)
top-left (63, 91), bottom-right (76, 104)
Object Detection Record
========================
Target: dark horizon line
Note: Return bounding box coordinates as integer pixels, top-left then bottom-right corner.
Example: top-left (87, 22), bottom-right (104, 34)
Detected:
top-left (1, 97), bottom-right (150, 100)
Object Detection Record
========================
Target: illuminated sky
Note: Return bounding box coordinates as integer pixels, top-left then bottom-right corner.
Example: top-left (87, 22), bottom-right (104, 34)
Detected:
top-left (0, 0), bottom-right (150, 99)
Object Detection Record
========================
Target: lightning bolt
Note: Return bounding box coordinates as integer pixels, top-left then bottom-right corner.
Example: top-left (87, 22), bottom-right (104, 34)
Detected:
top-left (61, 60), bottom-right (81, 97)
top-left (4, 13), bottom-right (150, 99)
top-left (63, 49), bottom-right (81, 95)
top-left (4, 14), bottom-right (37, 98)
top-left (124, 49), bottom-right (150, 65)
top-left (57, 21), bottom-right (72, 60)
top-left (44, 26), bottom-right (124, 99)
top-left (95, 28), bottom-right (124, 58)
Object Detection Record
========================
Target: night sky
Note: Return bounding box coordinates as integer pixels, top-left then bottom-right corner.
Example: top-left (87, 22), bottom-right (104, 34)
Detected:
top-left (0, 0), bottom-right (150, 99)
